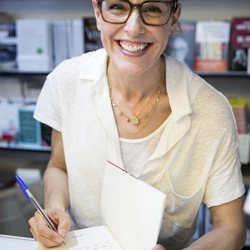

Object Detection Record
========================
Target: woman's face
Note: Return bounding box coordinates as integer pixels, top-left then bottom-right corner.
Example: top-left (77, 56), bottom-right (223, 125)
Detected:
top-left (92, 0), bottom-right (181, 76)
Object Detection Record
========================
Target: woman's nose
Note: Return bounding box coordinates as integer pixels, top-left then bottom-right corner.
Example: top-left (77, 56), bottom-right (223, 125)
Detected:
top-left (124, 9), bottom-right (145, 36)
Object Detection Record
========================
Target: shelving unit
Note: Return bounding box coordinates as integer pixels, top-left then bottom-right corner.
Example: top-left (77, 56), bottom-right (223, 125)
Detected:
top-left (0, 68), bottom-right (50, 189)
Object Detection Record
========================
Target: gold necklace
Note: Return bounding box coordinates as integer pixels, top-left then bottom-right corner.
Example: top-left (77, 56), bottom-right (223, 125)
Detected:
top-left (110, 87), bottom-right (161, 126)
top-left (110, 85), bottom-right (160, 126)
top-left (113, 88), bottom-right (161, 135)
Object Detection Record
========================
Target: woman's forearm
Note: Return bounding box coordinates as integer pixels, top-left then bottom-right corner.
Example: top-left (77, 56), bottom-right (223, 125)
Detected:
top-left (44, 166), bottom-right (70, 211)
top-left (184, 224), bottom-right (246, 250)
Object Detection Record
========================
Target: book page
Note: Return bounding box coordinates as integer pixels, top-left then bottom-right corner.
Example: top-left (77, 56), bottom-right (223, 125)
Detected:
top-left (38, 226), bottom-right (122, 250)
top-left (101, 161), bottom-right (166, 250)
top-left (0, 234), bottom-right (37, 250)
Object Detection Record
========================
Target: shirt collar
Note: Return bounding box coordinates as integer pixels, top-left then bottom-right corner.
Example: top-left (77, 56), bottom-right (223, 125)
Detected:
top-left (165, 56), bottom-right (193, 122)
top-left (78, 48), bottom-right (108, 81)
top-left (78, 49), bottom-right (193, 121)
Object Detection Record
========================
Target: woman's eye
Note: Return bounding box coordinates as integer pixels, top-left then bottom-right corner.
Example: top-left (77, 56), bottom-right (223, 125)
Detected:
top-left (108, 3), bottom-right (127, 11)
top-left (145, 6), bottom-right (162, 14)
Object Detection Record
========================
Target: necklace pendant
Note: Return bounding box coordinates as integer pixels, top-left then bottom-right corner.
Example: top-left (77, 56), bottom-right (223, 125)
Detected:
top-left (129, 116), bottom-right (140, 126)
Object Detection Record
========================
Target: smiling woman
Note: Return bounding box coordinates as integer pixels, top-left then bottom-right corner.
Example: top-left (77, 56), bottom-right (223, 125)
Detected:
top-left (27, 0), bottom-right (246, 249)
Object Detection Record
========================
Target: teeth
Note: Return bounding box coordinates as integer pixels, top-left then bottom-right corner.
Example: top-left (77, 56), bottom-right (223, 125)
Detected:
top-left (119, 41), bottom-right (148, 52)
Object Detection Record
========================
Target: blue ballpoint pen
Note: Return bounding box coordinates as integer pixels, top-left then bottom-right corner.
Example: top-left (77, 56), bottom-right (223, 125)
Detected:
top-left (15, 175), bottom-right (65, 243)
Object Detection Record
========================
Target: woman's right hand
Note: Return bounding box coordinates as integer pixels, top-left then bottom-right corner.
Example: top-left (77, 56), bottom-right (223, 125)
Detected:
top-left (28, 208), bottom-right (71, 247)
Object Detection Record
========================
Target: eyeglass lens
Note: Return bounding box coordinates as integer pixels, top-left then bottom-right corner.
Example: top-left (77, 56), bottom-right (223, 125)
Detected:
top-left (100, 0), bottom-right (173, 25)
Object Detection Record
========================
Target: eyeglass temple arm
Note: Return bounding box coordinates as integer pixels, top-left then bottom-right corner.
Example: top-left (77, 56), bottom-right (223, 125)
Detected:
top-left (173, 0), bottom-right (179, 13)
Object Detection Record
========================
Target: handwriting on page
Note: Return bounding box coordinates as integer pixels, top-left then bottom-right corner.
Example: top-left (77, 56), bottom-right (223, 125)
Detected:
top-left (70, 241), bottom-right (112, 250)
top-left (38, 226), bottom-right (122, 250)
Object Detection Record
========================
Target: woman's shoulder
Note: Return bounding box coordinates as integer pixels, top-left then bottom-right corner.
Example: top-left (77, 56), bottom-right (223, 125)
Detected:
top-left (166, 56), bottom-right (234, 124)
top-left (49, 48), bottom-right (107, 80)
top-left (191, 75), bottom-right (235, 131)
top-left (166, 56), bottom-right (230, 107)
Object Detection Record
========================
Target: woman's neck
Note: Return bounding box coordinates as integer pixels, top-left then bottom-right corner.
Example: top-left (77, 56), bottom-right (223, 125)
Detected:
top-left (107, 56), bottom-right (166, 104)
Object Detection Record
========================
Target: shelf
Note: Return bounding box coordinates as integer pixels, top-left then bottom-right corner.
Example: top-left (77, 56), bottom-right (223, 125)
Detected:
top-left (1, 69), bottom-right (249, 77)
top-left (0, 69), bottom-right (50, 77)
top-left (0, 142), bottom-right (51, 152)
top-left (197, 71), bottom-right (250, 77)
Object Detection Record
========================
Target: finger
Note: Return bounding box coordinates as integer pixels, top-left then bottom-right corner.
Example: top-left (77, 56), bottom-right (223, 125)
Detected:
top-left (30, 211), bottom-right (64, 247)
top-left (38, 234), bottom-right (64, 248)
top-left (57, 214), bottom-right (71, 238)
top-left (47, 210), bottom-right (71, 238)
top-left (28, 216), bottom-right (39, 239)
top-left (30, 228), bottom-right (37, 241)
top-left (36, 223), bottom-right (64, 247)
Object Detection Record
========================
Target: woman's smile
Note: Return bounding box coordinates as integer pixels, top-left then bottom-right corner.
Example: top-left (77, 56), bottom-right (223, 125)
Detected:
top-left (118, 40), bottom-right (151, 53)
top-left (117, 40), bottom-right (152, 57)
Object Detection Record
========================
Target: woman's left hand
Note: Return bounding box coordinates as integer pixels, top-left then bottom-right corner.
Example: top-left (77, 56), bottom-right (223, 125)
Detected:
top-left (153, 244), bottom-right (166, 250)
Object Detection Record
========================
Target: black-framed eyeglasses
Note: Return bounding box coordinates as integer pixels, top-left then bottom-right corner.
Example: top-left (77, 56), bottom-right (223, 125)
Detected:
top-left (97, 0), bottom-right (178, 26)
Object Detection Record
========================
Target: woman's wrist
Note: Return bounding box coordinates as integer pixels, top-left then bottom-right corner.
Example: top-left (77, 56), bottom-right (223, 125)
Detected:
top-left (44, 201), bottom-right (68, 211)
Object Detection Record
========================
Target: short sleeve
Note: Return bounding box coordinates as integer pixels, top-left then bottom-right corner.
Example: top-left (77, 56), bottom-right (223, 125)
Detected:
top-left (34, 73), bottom-right (62, 132)
top-left (204, 123), bottom-right (245, 207)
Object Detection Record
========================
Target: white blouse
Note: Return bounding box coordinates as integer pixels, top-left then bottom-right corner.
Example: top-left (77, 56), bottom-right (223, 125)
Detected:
top-left (120, 117), bottom-right (170, 177)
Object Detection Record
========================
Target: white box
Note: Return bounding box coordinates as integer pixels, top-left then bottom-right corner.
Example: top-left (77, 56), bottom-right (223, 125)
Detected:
top-left (16, 19), bottom-right (53, 72)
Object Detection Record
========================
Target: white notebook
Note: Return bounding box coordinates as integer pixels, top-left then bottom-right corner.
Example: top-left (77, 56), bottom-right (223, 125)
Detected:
top-left (39, 161), bottom-right (166, 250)
top-left (0, 234), bottom-right (37, 250)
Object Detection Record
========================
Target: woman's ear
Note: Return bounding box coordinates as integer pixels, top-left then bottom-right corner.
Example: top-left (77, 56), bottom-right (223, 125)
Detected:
top-left (92, 0), bottom-right (102, 31)
top-left (169, 4), bottom-right (182, 34)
